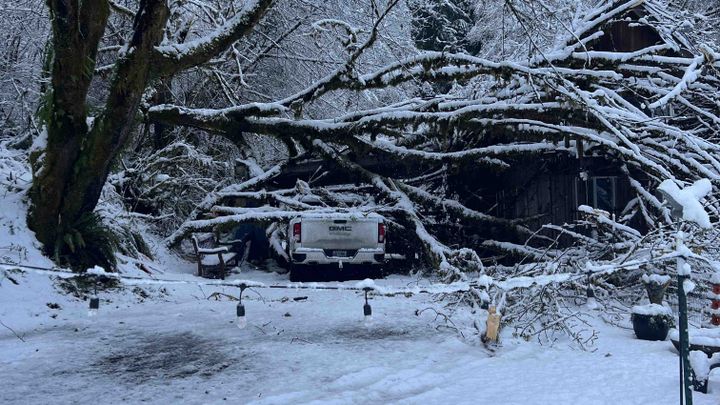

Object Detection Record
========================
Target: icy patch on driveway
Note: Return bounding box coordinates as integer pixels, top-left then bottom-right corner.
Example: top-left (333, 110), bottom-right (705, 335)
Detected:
top-left (93, 332), bottom-right (235, 382)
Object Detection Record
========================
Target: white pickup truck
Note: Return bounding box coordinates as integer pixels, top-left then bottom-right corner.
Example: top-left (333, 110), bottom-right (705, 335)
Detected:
top-left (287, 212), bottom-right (386, 281)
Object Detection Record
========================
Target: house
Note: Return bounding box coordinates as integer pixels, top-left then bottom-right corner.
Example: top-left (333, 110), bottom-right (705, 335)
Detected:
top-left (202, 1), bottom-right (698, 260)
top-left (482, 0), bottom-right (696, 240)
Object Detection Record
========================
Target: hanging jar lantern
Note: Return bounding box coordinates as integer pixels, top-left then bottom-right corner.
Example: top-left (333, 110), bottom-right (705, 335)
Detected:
top-left (363, 287), bottom-right (373, 326)
top-left (236, 283), bottom-right (248, 329)
top-left (236, 302), bottom-right (247, 329)
top-left (88, 297), bottom-right (99, 317)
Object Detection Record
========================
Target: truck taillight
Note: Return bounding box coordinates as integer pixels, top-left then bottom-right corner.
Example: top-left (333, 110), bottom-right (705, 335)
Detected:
top-left (378, 223), bottom-right (386, 243)
top-left (293, 223), bottom-right (301, 243)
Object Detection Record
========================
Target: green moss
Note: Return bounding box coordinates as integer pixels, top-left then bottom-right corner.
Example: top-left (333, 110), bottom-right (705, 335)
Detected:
top-left (35, 89), bottom-right (53, 128)
top-left (54, 212), bottom-right (119, 272)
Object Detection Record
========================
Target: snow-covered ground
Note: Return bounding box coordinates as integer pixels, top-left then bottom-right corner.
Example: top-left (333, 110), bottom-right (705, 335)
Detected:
top-left (1, 264), bottom-right (717, 405)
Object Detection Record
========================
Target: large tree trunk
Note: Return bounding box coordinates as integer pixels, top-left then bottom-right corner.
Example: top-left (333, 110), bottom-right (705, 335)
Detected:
top-left (28, 0), bottom-right (111, 255)
top-left (55, 0), bottom-right (170, 224)
top-left (28, 0), bottom-right (169, 259)
top-left (29, 0), bottom-right (271, 265)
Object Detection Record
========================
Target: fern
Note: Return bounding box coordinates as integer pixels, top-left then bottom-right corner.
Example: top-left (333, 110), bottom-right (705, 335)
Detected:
top-left (56, 212), bottom-right (119, 272)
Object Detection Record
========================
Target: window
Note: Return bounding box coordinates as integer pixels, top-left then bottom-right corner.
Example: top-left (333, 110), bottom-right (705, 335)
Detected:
top-left (575, 175), bottom-right (619, 215)
top-left (589, 176), bottom-right (617, 213)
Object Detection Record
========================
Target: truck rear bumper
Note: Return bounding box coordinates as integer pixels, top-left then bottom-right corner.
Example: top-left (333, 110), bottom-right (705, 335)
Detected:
top-left (290, 248), bottom-right (385, 265)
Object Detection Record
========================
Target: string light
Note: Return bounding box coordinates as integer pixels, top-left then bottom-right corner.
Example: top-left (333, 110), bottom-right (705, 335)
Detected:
top-left (2, 263), bottom-right (553, 330)
top-left (237, 283), bottom-right (247, 329)
top-left (363, 287), bottom-right (373, 326)
top-left (88, 275), bottom-right (99, 317)
top-left (88, 297), bottom-right (99, 317)
top-left (585, 275), bottom-right (598, 310)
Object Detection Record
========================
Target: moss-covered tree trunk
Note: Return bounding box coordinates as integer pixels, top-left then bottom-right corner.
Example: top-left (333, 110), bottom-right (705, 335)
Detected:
top-left (28, 0), bottom-right (111, 257)
top-left (29, 0), bottom-right (169, 263)
top-left (28, 0), bottom-right (271, 267)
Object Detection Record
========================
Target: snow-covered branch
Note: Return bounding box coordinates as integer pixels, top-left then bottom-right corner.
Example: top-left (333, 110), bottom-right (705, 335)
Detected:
top-left (152, 0), bottom-right (273, 76)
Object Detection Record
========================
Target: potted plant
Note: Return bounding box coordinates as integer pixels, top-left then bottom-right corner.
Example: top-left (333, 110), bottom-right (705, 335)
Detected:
top-left (631, 273), bottom-right (674, 341)
top-left (632, 304), bottom-right (674, 340)
top-left (641, 273), bottom-right (671, 305)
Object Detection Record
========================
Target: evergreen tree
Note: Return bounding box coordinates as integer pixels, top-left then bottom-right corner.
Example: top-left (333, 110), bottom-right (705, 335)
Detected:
top-left (407, 0), bottom-right (481, 54)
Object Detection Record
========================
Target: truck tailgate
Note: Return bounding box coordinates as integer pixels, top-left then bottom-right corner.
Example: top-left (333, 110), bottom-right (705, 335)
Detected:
top-left (301, 219), bottom-right (378, 250)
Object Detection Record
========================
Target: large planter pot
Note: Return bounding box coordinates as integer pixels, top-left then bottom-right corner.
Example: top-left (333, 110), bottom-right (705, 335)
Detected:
top-left (631, 304), bottom-right (673, 341)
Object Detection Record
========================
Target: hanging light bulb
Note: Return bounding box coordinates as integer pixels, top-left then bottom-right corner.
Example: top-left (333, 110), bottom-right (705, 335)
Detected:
top-left (88, 273), bottom-right (100, 317)
top-left (363, 287), bottom-right (372, 326)
top-left (88, 297), bottom-right (99, 317)
top-left (585, 277), bottom-right (598, 310)
top-left (236, 283), bottom-right (247, 329)
top-left (363, 302), bottom-right (373, 326)
top-left (236, 303), bottom-right (247, 329)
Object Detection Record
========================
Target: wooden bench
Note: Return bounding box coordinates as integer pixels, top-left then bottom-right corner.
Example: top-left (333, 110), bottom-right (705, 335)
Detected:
top-left (672, 332), bottom-right (720, 393)
top-left (689, 351), bottom-right (720, 393)
top-left (191, 235), bottom-right (238, 279)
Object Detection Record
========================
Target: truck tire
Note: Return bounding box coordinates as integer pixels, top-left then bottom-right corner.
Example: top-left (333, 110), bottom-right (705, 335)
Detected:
top-left (367, 266), bottom-right (384, 280)
top-left (289, 263), bottom-right (307, 282)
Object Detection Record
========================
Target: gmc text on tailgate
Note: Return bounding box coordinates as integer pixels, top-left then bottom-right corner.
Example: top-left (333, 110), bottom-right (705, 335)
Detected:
top-left (287, 212), bottom-right (386, 281)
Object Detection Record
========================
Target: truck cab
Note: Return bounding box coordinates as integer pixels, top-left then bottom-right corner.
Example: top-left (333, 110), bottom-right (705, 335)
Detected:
top-left (287, 212), bottom-right (386, 281)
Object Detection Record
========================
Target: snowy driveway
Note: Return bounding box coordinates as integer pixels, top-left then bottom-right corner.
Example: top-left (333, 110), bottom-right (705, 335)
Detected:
top-left (0, 271), bottom-right (717, 404)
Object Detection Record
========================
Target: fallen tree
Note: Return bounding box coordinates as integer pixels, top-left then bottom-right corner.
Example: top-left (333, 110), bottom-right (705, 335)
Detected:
top-left (151, 0), bottom-right (720, 261)
top-left (146, 0), bottom-right (720, 344)
top-left (21, 0), bottom-right (720, 344)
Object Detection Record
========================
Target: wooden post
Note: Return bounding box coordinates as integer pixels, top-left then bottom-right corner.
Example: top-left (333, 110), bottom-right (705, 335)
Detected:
top-left (485, 306), bottom-right (501, 342)
top-left (676, 229), bottom-right (693, 405)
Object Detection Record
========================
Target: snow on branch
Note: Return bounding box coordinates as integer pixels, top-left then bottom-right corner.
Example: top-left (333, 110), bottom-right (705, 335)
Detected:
top-left (647, 55), bottom-right (705, 109)
top-left (152, 0), bottom-right (273, 76)
top-left (657, 178), bottom-right (713, 228)
top-left (168, 206), bottom-right (337, 244)
top-left (166, 163), bottom-right (284, 246)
